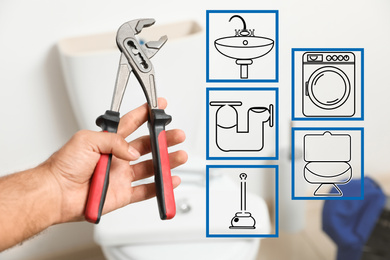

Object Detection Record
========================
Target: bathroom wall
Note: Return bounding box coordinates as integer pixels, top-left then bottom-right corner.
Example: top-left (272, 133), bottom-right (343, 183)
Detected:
top-left (0, 0), bottom-right (389, 259)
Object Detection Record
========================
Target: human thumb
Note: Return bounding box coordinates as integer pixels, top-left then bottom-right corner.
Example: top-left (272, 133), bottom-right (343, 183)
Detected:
top-left (79, 130), bottom-right (140, 161)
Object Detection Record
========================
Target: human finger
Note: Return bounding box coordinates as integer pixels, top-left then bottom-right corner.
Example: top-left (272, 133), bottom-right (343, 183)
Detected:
top-left (129, 129), bottom-right (186, 156)
top-left (130, 150), bottom-right (188, 182)
top-left (117, 97), bottom-right (168, 138)
top-left (129, 175), bottom-right (181, 204)
top-left (74, 130), bottom-right (140, 161)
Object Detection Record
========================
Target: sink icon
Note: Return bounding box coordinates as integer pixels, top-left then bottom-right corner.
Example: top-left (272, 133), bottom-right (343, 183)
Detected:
top-left (214, 15), bottom-right (274, 79)
top-left (215, 36), bottom-right (274, 60)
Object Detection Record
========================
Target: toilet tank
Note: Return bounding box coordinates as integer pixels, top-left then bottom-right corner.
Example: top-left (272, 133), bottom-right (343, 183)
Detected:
top-left (304, 131), bottom-right (351, 162)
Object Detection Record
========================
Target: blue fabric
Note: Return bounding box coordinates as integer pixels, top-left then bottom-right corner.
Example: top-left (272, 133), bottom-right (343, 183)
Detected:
top-left (322, 177), bottom-right (386, 260)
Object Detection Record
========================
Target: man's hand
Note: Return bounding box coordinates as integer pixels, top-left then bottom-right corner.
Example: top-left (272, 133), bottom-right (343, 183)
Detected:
top-left (48, 98), bottom-right (187, 223)
top-left (0, 98), bottom-right (187, 251)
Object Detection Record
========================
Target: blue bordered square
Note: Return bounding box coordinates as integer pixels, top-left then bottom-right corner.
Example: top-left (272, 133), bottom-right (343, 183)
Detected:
top-left (291, 48), bottom-right (364, 121)
top-left (206, 165), bottom-right (279, 237)
top-left (206, 10), bottom-right (279, 82)
top-left (291, 127), bottom-right (364, 200)
top-left (206, 87), bottom-right (279, 160)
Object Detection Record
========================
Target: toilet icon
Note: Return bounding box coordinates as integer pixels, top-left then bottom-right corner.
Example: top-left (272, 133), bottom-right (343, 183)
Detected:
top-left (303, 131), bottom-right (352, 196)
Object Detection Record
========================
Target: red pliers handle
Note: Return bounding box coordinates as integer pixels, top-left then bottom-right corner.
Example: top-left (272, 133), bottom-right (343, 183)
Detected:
top-left (85, 111), bottom-right (119, 224)
top-left (85, 109), bottom-right (175, 223)
top-left (148, 109), bottom-right (175, 219)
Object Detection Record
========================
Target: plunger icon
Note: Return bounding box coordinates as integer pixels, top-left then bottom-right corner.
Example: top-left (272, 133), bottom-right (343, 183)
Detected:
top-left (229, 173), bottom-right (256, 229)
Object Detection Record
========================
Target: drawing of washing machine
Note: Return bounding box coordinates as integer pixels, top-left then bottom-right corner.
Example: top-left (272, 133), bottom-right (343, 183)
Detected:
top-left (302, 52), bottom-right (355, 117)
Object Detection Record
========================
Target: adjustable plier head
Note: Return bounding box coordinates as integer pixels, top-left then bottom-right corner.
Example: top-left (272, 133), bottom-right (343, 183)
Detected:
top-left (115, 18), bottom-right (167, 109)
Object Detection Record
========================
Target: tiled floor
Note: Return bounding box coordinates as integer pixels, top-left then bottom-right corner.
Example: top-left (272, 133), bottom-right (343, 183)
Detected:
top-left (258, 200), bottom-right (337, 260)
top-left (258, 174), bottom-right (390, 260)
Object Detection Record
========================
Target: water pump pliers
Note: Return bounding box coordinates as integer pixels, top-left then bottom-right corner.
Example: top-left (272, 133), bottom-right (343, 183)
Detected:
top-left (84, 18), bottom-right (175, 224)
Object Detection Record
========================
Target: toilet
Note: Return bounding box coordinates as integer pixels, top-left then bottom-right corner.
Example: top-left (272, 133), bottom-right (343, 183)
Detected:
top-left (57, 19), bottom-right (270, 260)
top-left (94, 173), bottom-right (269, 260)
top-left (303, 131), bottom-right (352, 196)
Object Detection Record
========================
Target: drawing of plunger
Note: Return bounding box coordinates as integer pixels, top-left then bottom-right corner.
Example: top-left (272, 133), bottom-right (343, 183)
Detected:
top-left (229, 173), bottom-right (256, 229)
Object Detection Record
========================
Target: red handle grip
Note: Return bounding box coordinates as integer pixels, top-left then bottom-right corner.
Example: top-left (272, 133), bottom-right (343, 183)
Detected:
top-left (85, 153), bottom-right (112, 223)
top-left (157, 130), bottom-right (175, 219)
top-left (84, 111), bottom-right (119, 224)
top-left (148, 109), bottom-right (175, 220)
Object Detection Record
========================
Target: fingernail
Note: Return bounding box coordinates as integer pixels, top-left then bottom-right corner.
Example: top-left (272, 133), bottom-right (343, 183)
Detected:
top-left (128, 145), bottom-right (140, 159)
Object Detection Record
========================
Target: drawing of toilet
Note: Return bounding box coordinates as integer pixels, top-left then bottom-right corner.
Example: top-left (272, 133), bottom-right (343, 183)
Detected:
top-left (303, 131), bottom-right (352, 196)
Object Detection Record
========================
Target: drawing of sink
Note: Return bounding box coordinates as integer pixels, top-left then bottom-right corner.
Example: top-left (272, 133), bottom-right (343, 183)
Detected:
top-left (214, 36), bottom-right (274, 79)
top-left (213, 14), bottom-right (275, 79)
top-left (214, 36), bottom-right (274, 60)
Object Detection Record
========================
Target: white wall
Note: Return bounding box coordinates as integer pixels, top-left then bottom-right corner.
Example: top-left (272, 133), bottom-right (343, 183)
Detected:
top-left (0, 0), bottom-right (389, 259)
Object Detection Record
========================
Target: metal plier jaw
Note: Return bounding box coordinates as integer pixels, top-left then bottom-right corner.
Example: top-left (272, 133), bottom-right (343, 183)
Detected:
top-left (115, 19), bottom-right (167, 110)
top-left (85, 19), bottom-right (175, 224)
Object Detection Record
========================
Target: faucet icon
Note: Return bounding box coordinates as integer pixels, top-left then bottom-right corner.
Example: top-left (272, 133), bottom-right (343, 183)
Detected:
top-left (214, 14), bottom-right (274, 79)
top-left (229, 15), bottom-right (254, 37)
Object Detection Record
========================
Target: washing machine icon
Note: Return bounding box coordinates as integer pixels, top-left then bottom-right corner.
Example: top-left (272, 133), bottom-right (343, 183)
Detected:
top-left (302, 52), bottom-right (355, 117)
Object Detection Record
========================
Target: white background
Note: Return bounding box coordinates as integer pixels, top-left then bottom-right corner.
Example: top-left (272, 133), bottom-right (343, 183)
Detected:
top-left (0, 0), bottom-right (389, 259)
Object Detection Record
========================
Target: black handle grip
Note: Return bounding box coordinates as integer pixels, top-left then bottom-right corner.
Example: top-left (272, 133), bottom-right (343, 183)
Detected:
top-left (96, 110), bottom-right (120, 133)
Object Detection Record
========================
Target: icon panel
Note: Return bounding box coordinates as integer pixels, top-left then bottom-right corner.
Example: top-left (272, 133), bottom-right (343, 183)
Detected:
top-left (207, 10), bottom-right (279, 82)
top-left (206, 165), bottom-right (278, 237)
top-left (207, 88), bottom-right (278, 160)
top-left (292, 128), bottom-right (364, 200)
top-left (292, 48), bottom-right (364, 120)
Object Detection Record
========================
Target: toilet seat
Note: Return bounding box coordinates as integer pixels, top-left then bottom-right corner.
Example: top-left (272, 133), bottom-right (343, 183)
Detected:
top-left (304, 162), bottom-right (352, 183)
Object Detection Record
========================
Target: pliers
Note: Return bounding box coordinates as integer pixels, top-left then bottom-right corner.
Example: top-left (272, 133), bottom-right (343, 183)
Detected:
top-left (84, 18), bottom-right (175, 224)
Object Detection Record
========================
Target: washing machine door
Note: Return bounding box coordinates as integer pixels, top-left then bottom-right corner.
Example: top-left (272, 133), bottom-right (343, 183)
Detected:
top-left (306, 66), bottom-right (351, 110)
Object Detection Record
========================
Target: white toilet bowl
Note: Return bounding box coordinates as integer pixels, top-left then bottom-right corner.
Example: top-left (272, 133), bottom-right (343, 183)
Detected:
top-left (102, 239), bottom-right (260, 260)
top-left (94, 174), bottom-right (269, 260)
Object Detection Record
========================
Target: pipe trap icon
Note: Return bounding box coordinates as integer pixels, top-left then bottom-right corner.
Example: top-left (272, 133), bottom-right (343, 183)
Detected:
top-left (210, 101), bottom-right (274, 152)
